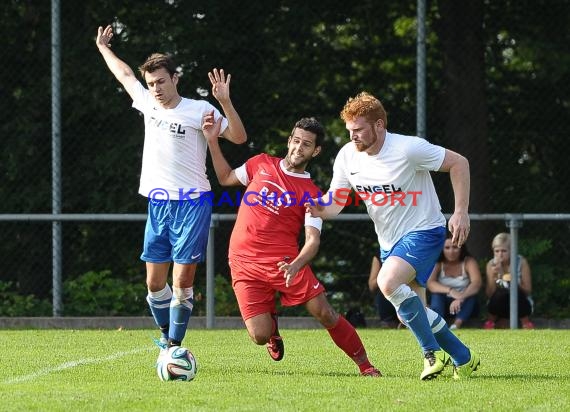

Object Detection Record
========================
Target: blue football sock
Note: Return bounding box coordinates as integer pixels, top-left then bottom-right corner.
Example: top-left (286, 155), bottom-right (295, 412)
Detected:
top-left (146, 285), bottom-right (172, 339)
top-left (169, 287), bottom-right (194, 345)
top-left (426, 308), bottom-right (470, 365)
top-left (397, 295), bottom-right (440, 352)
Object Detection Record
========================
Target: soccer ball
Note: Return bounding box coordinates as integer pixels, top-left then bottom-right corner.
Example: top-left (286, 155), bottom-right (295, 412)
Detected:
top-left (157, 346), bottom-right (198, 382)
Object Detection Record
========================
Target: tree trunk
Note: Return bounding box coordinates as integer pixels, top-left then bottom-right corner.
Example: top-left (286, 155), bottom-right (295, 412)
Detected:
top-left (435, 0), bottom-right (493, 260)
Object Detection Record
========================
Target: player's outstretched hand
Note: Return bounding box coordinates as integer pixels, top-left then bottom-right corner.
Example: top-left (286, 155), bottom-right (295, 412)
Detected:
top-left (201, 110), bottom-right (222, 142)
top-left (448, 210), bottom-right (470, 247)
top-left (96, 25), bottom-right (113, 49)
top-left (208, 68), bottom-right (231, 104)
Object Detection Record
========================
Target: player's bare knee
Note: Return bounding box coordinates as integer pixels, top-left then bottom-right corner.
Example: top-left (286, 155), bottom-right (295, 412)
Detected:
top-left (379, 275), bottom-right (404, 297)
top-left (314, 306), bottom-right (339, 327)
top-left (147, 279), bottom-right (167, 292)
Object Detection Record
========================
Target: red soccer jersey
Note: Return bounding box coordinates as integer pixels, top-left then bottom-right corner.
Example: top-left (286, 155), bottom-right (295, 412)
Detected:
top-left (229, 154), bottom-right (323, 262)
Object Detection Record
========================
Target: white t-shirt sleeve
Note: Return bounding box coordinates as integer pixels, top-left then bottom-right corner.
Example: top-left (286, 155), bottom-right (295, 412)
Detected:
top-left (406, 137), bottom-right (446, 171)
top-left (196, 101), bottom-right (228, 135)
top-left (305, 213), bottom-right (323, 232)
top-left (131, 81), bottom-right (152, 112)
top-left (210, 105), bottom-right (229, 136)
top-left (234, 163), bottom-right (249, 186)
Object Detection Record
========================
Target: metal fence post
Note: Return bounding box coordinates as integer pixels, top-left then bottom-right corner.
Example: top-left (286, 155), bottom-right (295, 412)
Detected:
top-left (206, 214), bottom-right (219, 329)
top-left (506, 214), bottom-right (523, 329)
top-left (51, 0), bottom-right (62, 317)
top-left (416, 0), bottom-right (427, 139)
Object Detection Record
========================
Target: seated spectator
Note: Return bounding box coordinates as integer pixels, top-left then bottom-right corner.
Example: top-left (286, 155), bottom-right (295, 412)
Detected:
top-left (368, 255), bottom-right (400, 328)
top-left (427, 235), bottom-right (482, 330)
top-left (484, 232), bottom-right (534, 329)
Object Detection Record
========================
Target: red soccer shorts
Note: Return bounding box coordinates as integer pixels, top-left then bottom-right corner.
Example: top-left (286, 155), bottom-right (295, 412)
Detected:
top-left (229, 257), bottom-right (326, 321)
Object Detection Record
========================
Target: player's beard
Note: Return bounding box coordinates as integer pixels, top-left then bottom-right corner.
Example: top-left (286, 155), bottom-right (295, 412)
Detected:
top-left (354, 127), bottom-right (378, 152)
top-left (285, 153), bottom-right (309, 171)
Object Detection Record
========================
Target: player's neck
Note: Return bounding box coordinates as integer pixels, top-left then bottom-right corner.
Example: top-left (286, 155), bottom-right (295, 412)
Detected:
top-left (282, 157), bottom-right (307, 174)
top-left (161, 94), bottom-right (182, 109)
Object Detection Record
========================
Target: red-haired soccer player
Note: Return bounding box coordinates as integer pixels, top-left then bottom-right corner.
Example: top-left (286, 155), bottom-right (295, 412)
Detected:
top-left (307, 92), bottom-right (479, 380)
top-left (202, 115), bottom-right (380, 377)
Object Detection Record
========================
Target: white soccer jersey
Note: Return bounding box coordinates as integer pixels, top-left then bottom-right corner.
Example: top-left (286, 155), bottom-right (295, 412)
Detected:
top-left (328, 132), bottom-right (447, 250)
top-left (131, 81), bottom-right (228, 200)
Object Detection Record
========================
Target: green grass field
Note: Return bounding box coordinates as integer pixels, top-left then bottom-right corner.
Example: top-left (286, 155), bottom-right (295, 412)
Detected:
top-left (1, 328), bottom-right (569, 411)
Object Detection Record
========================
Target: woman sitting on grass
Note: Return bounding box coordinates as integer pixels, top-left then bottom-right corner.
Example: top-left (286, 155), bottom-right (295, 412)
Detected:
top-left (484, 232), bottom-right (534, 329)
top-left (427, 234), bottom-right (482, 330)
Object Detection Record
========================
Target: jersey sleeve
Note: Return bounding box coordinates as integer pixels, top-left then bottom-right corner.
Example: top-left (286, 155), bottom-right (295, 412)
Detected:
top-left (406, 136), bottom-right (446, 171)
top-left (235, 154), bottom-right (267, 186)
top-left (304, 180), bottom-right (324, 231)
top-left (131, 81), bottom-right (151, 113)
top-left (234, 163), bottom-right (249, 186)
top-left (204, 102), bottom-right (229, 135)
top-left (304, 213), bottom-right (323, 232)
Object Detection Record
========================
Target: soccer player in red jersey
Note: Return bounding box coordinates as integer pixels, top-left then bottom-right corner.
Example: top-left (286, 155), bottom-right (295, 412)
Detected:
top-left (202, 114), bottom-right (381, 377)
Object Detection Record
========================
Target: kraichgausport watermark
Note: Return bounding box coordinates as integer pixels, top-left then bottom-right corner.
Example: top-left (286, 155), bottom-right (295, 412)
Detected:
top-left (147, 187), bottom-right (422, 207)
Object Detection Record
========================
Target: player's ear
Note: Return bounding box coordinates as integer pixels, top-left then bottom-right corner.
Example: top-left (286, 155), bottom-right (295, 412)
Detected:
top-left (312, 145), bottom-right (322, 157)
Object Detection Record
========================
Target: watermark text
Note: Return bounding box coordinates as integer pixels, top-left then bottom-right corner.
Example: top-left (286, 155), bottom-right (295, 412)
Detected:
top-left (147, 188), bottom-right (422, 208)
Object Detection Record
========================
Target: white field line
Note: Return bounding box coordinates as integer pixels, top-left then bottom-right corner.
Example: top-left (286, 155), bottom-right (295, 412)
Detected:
top-left (3, 346), bottom-right (152, 384)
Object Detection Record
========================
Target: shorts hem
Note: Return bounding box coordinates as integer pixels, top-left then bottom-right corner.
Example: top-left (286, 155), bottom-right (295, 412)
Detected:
top-left (173, 259), bottom-right (205, 265)
top-left (140, 257), bottom-right (172, 263)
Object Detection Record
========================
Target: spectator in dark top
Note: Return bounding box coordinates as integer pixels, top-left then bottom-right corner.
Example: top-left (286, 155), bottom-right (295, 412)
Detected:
top-left (484, 233), bottom-right (534, 329)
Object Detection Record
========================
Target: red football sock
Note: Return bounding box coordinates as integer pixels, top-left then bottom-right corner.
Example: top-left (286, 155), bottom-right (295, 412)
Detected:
top-left (327, 315), bottom-right (372, 372)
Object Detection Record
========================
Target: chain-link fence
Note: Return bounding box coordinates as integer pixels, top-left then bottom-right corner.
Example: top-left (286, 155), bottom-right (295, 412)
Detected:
top-left (2, 1), bottom-right (569, 320)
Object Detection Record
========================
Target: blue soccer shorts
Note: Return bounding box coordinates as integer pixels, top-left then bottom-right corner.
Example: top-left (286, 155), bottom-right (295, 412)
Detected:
top-left (380, 226), bottom-right (446, 287)
top-left (141, 195), bottom-right (212, 264)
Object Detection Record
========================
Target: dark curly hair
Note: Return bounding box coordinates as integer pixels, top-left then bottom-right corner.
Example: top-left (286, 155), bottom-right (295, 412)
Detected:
top-left (290, 117), bottom-right (325, 147)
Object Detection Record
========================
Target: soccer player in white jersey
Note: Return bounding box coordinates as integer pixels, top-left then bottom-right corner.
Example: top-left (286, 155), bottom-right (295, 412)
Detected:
top-left (307, 92), bottom-right (479, 380)
top-left (95, 25), bottom-right (246, 360)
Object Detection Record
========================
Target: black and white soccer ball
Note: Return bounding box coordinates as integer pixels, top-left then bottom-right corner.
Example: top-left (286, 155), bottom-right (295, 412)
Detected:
top-left (157, 346), bottom-right (198, 382)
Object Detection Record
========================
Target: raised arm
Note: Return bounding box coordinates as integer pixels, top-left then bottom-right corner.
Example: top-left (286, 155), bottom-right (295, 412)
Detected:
top-left (439, 149), bottom-right (470, 247)
top-left (95, 25), bottom-right (139, 99)
top-left (201, 111), bottom-right (242, 186)
top-left (208, 69), bottom-right (247, 144)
